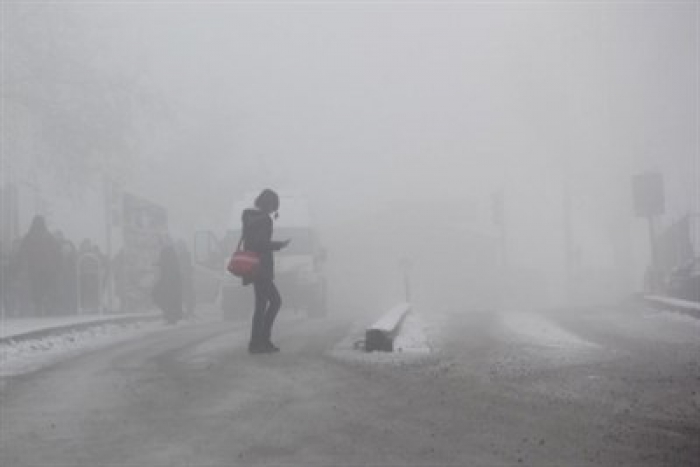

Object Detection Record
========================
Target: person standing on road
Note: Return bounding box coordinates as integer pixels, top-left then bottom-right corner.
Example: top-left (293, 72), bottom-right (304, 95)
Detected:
top-left (54, 230), bottom-right (78, 314)
top-left (3, 238), bottom-right (27, 316)
top-left (18, 216), bottom-right (60, 317)
top-left (152, 236), bottom-right (184, 324)
top-left (242, 189), bottom-right (290, 354)
top-left (175, 239), bottom-right (196, 318)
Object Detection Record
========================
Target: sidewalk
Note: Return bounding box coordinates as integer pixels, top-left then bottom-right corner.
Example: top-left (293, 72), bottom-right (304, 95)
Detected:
top-left (0, 311), bottom-right (162, 344)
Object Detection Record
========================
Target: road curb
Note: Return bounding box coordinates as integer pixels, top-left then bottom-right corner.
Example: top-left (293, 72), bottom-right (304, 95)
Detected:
top-left (0, 313), bottom-right (163, 345)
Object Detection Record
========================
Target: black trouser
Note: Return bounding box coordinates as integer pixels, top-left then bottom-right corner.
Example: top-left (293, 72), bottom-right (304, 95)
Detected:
top-left (251, 279), bottom-right (281, 346)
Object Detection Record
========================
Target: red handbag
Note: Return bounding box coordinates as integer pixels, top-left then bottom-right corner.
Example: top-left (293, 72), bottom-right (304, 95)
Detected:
top-left (227, 235), bottom-right (260, 279)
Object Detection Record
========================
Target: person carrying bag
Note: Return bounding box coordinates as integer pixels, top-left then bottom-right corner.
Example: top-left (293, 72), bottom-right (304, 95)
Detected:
top-left (227, 234), bottom-right (261, 281)
top-left (238, 189), bottom-right (290, 354)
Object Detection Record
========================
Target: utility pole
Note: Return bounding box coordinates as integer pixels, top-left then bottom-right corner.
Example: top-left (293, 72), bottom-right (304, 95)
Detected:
top-left (399, 257), bottom-right (412, 303)
top-left (491, 190), bottom-right (508, 270)
top-left (103, 176), bottom-right (115, 314)
top-left (492, 189), bottom-right (510, 305)
top-left (563, 171), bottom-right (575, 299)
top-left (646, 215), bottom-right (659, 281)
top-left (632, 171), bottom-right (665, 293)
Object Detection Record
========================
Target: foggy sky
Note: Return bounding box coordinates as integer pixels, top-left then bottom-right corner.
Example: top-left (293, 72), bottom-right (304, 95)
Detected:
top-left (95, 3), bottom-right (697, 222)
top-left (4, 1), bottom-right (698, 307)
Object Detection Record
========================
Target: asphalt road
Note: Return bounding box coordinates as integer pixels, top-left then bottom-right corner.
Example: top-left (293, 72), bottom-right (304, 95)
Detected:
top-left (1, 306), bottom-right (698, 466)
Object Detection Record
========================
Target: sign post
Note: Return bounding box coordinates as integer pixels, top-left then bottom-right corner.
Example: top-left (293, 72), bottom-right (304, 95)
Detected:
top-left (399, 257), bottom-right (413, 303)
top-left (632, 171), bottom-right (665, 292)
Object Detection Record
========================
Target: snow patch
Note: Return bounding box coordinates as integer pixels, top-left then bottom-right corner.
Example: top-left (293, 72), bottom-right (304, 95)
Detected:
top-left (500, 311), bottom-right (598, 350)
top-left (0, 314), bottom-right (157, 339)
top-left (393, 314), bottom-right (432, 354)
top-left (0, 321), bottom-right (164, 378)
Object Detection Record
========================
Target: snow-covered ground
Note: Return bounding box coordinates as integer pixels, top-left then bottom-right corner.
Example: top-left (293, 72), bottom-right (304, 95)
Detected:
top-left (393, 313), bottom-right (434, 354)
top-left (0, 309), bottom-right (224, 379)
top-left (500, 311), bottom-right (598, 350)
top-left (2, 315), bottom-right (105, 339)
top-left (488, 306), bottom-right (700, 400)
top-left (0, 312), bottom-right (161, 339)
top-left (0, 320), bottom-right (168, 378)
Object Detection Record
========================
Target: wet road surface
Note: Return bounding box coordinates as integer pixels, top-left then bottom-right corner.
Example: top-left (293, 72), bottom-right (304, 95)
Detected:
top-left (1, 306), bottom-right (698, 466)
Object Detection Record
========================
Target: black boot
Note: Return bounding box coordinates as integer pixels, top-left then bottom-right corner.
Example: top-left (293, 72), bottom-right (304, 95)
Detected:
top-left (248, 341), bottom-right (267, 354)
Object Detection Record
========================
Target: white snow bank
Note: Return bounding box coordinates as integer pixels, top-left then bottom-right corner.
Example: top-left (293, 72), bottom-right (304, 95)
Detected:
top-left (0, 320), bottom-right (165, 378)
top-left (500, 311), bottom-right (598, 350)
top-left (2, 315), bottom-right (122, 339)
top-left (393, 314), bottom-right (432, 354)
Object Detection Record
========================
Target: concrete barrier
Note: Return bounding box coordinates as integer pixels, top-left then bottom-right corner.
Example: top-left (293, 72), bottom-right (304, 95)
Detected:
top-left (365, 302), bottom-right (411, 352)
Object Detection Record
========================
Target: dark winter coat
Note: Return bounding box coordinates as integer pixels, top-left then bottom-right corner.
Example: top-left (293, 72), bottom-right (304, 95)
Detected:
top-left (57, 239), bottom-right (78, 313)
top-left (19, 226), bottom-right (60, 279)
top-left (241, 208), bottom-right (285, 284)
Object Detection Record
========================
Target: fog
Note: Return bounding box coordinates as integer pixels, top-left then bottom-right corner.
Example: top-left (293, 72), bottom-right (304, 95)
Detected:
top-left (3, 2), bottom-right (698, 316)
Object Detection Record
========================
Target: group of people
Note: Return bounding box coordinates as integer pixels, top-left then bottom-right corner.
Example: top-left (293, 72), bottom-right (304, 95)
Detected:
top-left (152, 237), bottom-right (196, 324)
top-left (0, 215), bottom-right (197, 320)
top-left (3, 188), bottom-right (289, 357)
top-left (0, 215), bottom-right (109, 317)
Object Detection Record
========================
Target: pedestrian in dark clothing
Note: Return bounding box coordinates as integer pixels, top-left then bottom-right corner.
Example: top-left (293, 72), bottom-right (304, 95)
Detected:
top-left (54, 231), bottom-right (78, 314)
top-left (18, 216), bottom-right (60, 316)
top-left (175, 239), bottom-right (196, 318)
top-left (153, 237), bottom-right (183, 324)
top-left (3, 238), bottom-right (27, 316)
top-left (242, 189), bottom-right (290, 354)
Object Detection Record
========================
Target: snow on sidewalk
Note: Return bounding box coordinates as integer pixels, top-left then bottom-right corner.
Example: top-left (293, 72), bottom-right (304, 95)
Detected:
top-left (0, 312), bottom-right (159, 340)
top-left (0, 319), bottom-right (169, 378)
top-left (500, 311), bottom-right (598, 350)
top-left (0, 311), bottom-right (181, 379)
